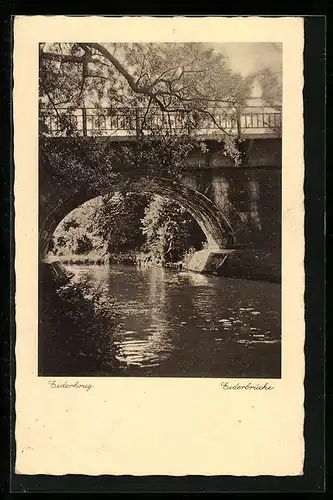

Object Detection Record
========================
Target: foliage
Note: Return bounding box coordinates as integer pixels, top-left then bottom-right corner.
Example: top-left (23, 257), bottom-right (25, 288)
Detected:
top-left (39, 43), bottom-right (252, 121)
top-left (92, 190), bottom-right (206, 267)
top-left (93, 190), bottom-right (150, 254)
top-left (38, 42), bottom-right (268, 166)
top-left (140, 195), bottom-right (206, 266)
top-left (40, 132), bottom-right (198, 202)
top-left (256, 67), bottom-right (282, 110)
top-left (75, 234), bottom-right (94, 254)
top-left (131, 135), bottom-right (198, 177)
top-left (39, 136), bottom-right (124, 191)
top-left (62, 218), bottom-right (80, 231)
top-left (39, 276), bottom-right (122, 376)
top-left (51, 188), bottom-right (206, 268)
top-left (52, 197), bottom-right (107, 257)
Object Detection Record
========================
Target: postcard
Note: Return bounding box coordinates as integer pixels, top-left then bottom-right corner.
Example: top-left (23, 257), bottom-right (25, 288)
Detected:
top-left (14, 16), bottom-right (304, 477)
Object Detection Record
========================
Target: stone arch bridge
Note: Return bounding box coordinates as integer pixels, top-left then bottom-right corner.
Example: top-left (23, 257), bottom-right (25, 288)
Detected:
top-left (39, 113), bottom-right (281, 281)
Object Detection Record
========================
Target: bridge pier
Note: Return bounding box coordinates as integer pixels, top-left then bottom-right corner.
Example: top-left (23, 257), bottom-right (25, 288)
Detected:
top-left (185, 248), bottom-right (280, 282)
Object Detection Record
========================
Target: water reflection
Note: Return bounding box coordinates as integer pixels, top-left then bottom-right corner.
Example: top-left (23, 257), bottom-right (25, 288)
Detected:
top-left (114, 267), bottom-right (174, 369)
top-left (248, 179), bottom-right (262, 231)
top-left (65, 264), bottom-right (281, 378)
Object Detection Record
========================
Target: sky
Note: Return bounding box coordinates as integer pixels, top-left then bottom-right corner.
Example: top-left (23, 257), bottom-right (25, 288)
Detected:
top-left (210, 42), bottom-right (282, 77)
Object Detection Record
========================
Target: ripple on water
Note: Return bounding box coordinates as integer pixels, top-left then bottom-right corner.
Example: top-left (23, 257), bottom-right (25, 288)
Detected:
top-left (66, 264), bottom-right (281, 377)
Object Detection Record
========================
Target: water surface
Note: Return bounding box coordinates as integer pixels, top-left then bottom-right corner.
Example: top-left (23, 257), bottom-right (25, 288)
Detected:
top-left (66, 264), bottom-right (281, 378)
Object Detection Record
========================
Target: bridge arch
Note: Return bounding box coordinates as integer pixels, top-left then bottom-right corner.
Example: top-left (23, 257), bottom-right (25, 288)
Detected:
top-left (39, 175), bottom-right (236, 259)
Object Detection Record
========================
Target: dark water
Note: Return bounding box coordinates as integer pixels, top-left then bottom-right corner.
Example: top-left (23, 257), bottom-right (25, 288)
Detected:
top-left (65, 264), bottom-right (281, 378)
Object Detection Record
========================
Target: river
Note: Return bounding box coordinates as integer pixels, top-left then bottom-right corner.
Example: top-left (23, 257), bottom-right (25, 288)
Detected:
top-left (62, 263), bottom-right (281, 378)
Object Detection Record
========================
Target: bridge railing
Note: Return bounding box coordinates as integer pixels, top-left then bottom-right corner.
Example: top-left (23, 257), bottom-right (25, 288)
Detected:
top-left (40, 106), bottom-right (282, 138)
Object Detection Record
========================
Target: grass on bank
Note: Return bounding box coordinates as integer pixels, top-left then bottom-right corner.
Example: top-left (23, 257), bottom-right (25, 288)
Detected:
top-left (46, 252), bottom-right (109, 265)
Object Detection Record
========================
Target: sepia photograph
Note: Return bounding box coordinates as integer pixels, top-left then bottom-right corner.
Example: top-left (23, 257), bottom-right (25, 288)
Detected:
top-left (38, 41), bottom-right (282, 379)
top-left (14, 16), bottom-right (309, 480)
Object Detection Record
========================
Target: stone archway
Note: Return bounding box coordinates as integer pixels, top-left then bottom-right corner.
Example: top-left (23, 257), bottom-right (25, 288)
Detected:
top-left (39, 175), bottom-right (236, 260)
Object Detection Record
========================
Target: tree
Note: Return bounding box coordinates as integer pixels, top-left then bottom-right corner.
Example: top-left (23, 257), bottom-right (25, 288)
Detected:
top-left (51, 197), bottom-right (108, 257)
top-left (40, 43), bottom-right (251, 124)
top-left (254, 66), bottom-right (282, 137)
top-left (256, 67), bottom-right (282, 111)
top-left (75, 235), bottom-right (94, 255)
top-left (93, 190), bottom-right (150, 255)
top-left (39, 42), bottom-right (258, 165)
top-left (140, 195), bottom-right (206, 266)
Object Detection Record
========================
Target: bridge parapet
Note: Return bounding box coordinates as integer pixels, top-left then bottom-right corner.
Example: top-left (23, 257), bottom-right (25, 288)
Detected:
top-left (40, 106), bottom-right (281, 140)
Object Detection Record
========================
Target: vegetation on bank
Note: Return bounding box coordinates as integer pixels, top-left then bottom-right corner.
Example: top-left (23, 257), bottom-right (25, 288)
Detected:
top-left (49, 253), bottom-right (109, 265)
top-left (39, 269), bottom-right (123, 376)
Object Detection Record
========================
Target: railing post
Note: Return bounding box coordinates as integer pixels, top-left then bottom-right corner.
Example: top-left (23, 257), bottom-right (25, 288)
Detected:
top-left (135, 107), bottom-right (141, 139)
top-left (82, 107), bottom-right (87, 137)
top-left (236, 107), bottom-right (242, 138)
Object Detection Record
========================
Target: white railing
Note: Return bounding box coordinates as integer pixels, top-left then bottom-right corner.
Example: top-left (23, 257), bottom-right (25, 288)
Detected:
top-left (40, 106), bottom-right (282, 138)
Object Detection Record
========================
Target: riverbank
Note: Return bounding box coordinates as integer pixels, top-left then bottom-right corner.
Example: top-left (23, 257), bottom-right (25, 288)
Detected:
top-left (135, 248), bottom-right (281, 283)
top-left (46, 252), bottom-right (109, 265)
top-left (39, 264), bottom-right (122, 376)
top-left (48, 247), bottom-right (280, 283)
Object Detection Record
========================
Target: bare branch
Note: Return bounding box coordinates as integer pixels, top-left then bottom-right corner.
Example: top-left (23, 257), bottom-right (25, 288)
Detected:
top-left (86, 43), bottom-right (146, 94)
top-left (140, 96), bottom-right (154, 133)
top-left (42, 84), bottom-right (62, 123)
top-left (148, 65), bottom-right (183, 88)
